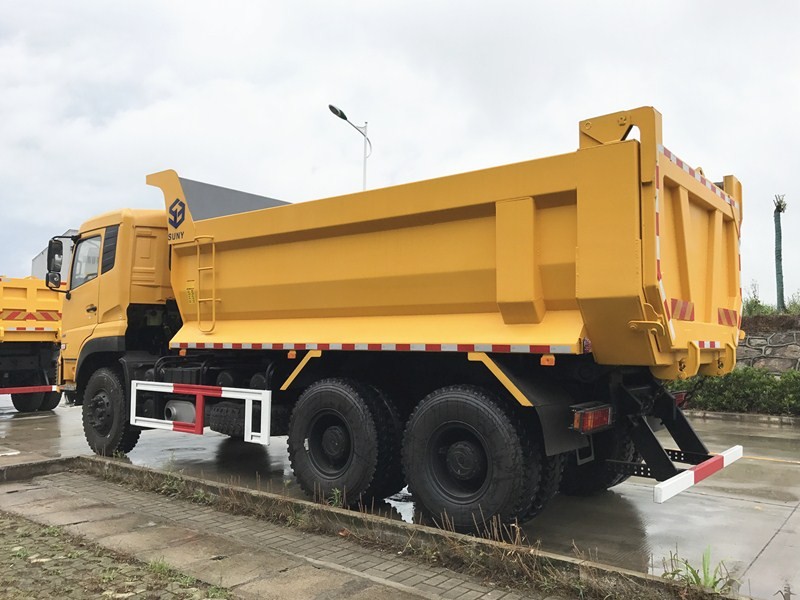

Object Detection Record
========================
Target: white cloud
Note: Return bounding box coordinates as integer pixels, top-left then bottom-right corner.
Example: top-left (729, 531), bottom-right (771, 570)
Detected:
top-left (0, 0), bottom-right (798, 305)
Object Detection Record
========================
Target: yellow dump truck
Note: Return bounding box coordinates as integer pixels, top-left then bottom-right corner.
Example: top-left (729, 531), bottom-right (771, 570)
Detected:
top-left (47, 107), bottom-right (744, 529)
top-left (0, 276), bottom-right (62, 412)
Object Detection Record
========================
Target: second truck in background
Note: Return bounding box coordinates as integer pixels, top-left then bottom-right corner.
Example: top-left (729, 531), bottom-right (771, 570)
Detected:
top-left (0, 276), bottom-right (62, 412)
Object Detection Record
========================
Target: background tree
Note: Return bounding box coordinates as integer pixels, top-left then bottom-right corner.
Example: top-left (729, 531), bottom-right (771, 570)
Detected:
top-left (774, 194), bottom-right (787, 312)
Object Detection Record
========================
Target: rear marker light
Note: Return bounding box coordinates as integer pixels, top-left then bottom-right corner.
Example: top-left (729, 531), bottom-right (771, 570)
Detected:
top-left (540, 354), bottom-right (555, 367)
top-left (571, 403), bottom-right (614, 434)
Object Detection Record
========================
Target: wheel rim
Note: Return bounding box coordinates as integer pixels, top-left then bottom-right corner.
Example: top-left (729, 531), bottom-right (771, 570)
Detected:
top-left (305, 410), bottom-right (353, 478)
top-left (427, 422), bottom-right (491, 503)
top-left (87, 391), bottom-right (113, 436)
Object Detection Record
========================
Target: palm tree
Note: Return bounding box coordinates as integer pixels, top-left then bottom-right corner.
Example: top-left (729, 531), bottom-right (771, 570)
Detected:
top-left (774, 194), bottom-right (787, 312)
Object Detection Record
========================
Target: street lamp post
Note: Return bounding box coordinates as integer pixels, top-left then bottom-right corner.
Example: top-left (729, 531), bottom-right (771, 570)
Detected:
top-left (329, 104), bottom-right (372, 191)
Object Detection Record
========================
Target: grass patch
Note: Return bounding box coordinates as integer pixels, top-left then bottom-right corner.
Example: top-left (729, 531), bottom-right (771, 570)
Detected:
top-left (661, 547), bottom-right (737, 594)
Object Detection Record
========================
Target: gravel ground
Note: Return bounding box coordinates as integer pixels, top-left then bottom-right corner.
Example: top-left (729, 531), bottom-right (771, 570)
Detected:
top-left (0, 511), bottom-right (235, 599)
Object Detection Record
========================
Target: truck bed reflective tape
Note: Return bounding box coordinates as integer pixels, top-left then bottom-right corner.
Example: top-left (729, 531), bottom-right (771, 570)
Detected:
top-left (718, 308), bottom-right (738, 327)
top-left (130, 380), bottom-right (272, 446)
top-left (170, 342), bottom-right (579, 354)
top-left (658, 146), bottom-right (738, 209)
top-left (695, 341), bottom-right (721, 349)
top-left (653, 445), bottom-right (743, 503)
top-left (0, 385), bottom-right (59, 395)
top-left (670, 299), bottom-right (695, 321)
top-left (0, 310), bottom-right (61, 322)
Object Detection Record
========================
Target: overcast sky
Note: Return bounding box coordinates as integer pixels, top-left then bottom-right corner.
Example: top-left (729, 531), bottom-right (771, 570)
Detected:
top-left (1, 2), bottom-right (798, 306)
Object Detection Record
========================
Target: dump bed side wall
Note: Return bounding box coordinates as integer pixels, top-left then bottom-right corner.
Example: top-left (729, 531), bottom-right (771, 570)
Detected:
top-left (156, 143), bottom-right (646, 358)
top-left (149, 107), bottom-right (742, 377)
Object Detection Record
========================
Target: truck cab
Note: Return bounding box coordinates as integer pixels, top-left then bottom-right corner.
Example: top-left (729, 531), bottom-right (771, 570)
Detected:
top-left (51, 209), bottom-right (174, 402)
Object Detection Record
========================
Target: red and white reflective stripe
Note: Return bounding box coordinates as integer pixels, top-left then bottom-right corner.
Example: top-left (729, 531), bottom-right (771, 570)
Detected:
top-left (695, 340), bottom-right (722, 349)
top-left (718, 308), bottom-right (738, 327)
top-left (169, 341), bottom-right (579, 354)
top-left (654, 445), bottom-right (743, 503)
top-left (0, 385), bottom-right (58, 395)
top-left (0, 310), bottom-right (61, 321)
top-left (7, 327), bottom-right (57, 332)
top-left (658, 146), bottom-right (738, 210)
top-left (129, 380), bottom-right (271, 445)
top-left (670, 298), bottom-right (695, 321)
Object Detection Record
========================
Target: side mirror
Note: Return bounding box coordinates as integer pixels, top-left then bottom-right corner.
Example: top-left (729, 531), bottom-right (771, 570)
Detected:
top-left (47, 239), bottom-right (63, 273)
top-left (46, 271), bottom-right (62, 289)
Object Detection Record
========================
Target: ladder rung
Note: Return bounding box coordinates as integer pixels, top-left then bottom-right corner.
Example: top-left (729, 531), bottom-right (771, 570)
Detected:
top-left (197, 266), bottom-right (214, 271)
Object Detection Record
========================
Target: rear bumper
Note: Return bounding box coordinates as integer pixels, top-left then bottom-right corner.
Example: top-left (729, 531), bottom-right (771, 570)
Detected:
top-left (653, 445), bottom-right (743, 503)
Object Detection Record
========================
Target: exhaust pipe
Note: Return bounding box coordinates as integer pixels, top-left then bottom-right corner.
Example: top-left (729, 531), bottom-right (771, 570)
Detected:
top-left (164, 400), bottom-right (196, 423)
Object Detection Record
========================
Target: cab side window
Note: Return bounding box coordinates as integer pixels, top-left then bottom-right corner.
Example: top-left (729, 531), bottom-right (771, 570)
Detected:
top-left (70, 236), bottom-right (101, 289)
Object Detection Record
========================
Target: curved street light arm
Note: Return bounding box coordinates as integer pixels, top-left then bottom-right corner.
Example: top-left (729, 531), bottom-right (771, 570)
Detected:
top-left (346, 119), bottom-right (372, 158)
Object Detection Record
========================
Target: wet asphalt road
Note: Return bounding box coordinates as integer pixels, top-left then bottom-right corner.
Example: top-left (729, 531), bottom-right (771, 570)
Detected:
top-left (0, 394), bottom-right (797, 600)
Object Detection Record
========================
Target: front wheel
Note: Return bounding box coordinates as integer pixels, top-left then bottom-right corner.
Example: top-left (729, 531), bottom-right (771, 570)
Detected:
top-left (82, 368), bottom-right (141, 455)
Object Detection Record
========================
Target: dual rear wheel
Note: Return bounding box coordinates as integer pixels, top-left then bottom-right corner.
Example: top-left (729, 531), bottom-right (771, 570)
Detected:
top-left (287, 378), bottom-right (403, 504)
top-left (9, 371), bottom-right (61, 413)
top-left (287, 380), bottom-right (563, 530)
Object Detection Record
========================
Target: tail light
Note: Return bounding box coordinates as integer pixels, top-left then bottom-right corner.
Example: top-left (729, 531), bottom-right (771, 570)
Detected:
top-left (673, 391), bottom-right (688, 408)
top-left (571, 403), bottom-right (614, 434)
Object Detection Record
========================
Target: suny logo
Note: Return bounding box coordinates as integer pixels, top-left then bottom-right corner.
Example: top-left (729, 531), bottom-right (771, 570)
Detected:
top-left (168, 199), bottom-right (186, 229)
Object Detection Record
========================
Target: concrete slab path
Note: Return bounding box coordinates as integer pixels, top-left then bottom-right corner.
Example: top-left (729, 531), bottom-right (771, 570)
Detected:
top-left (0, 472), bottom-right (541, 600)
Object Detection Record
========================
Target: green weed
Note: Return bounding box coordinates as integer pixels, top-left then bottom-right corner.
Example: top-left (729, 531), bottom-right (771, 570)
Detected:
top-left (147, 558), bottom-right (172, 576)
top-left (661, 547), bottom-right (736, 593)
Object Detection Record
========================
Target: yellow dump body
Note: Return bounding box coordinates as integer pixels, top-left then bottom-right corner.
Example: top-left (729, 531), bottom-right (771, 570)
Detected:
top-left (0, 276), bottom-right (61, 344)
top-left (149, 107), bottom-right (742, 380)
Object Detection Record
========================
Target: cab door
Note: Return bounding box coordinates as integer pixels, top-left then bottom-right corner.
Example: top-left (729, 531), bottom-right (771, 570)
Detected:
top-left (60, 231), bottom-right (103, 384)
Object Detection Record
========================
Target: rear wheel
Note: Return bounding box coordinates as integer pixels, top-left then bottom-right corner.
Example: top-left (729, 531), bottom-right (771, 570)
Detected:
top-left (11, 392), bottom-right (43, 413)
top-left (82, 368), bottom-right (141, 455)
top-left (288, 379), bottom-right (391, 504)
top-left (38, 391), bottom-right (62, 411)
top-left (10, 372), bottom-right (44, 412)
top-left (361, 386), bottom-right (405, 500)
top-left (559, 425), bottom-right (638, 496)
top-left (522, 451), bottom-right (566, 521)
top-left (402, 385), bottom-right (541, 531)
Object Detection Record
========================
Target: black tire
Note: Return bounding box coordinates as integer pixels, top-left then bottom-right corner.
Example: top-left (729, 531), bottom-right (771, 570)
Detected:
top-left (362, 386), bottom-right (405, 500)
top-left (208, 401), bottom-right (246, 439)
top-left (11, 392), bottom-right (43, 412)
top-left (402, 385), bottom-right (541, 531)
top-left (288, 379), bottom-right (385, 504)
top-left (9, 371), bottom-right (44, 412)
top-left (522, 451), bottom-right (566, 521)
top-left (82, 368), bottom-right (141, 455)
top-left (38, 392), bottom-right (62, 411)
top-left (559, 425), bottom-right (638, 496)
